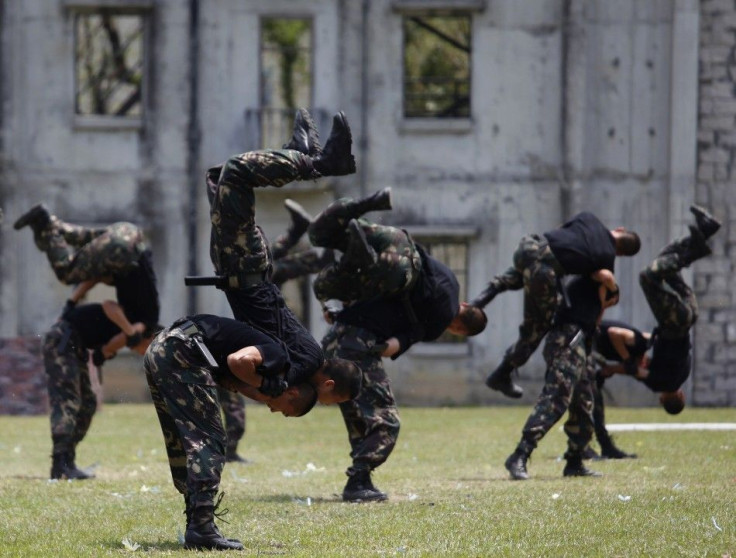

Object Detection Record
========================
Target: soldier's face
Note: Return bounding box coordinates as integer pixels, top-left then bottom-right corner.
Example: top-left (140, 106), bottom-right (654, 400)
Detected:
top-left (266, 395), bottom-right (298, 417)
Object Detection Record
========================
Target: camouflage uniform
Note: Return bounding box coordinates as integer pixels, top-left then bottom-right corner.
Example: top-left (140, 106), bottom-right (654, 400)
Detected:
top-left (516, 323), bottom-right (595, 459)
top-left (32, 217), bottom-right (147, 284)
top-left (490, 234), bottom-right (564, 370)
top-left (207, 149), bottom-right (316, 280)
top-left (639, 236), bottom-right (697, 338)
top-left (43, 321), bottom-right (97, 456)
top-left (217, 388), bottom-right (246, 456)
top-left (322, 322), bottom-right (400, 476)
top-left (144, 324), bottom-right (228, 511)
top-left (308, 199), bottom-right (421, 304)
top-left (206, 149), bottom-right (325, 387)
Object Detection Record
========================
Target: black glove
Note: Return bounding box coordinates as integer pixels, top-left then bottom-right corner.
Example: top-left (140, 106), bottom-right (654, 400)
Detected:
top-left (61, 299), bottom-right (76, 320)
top-left (258, 375), bottom-right (288, 398)
top-left (92, 348), bottom-right (106, 367)
top-left (623, 356), bottom-right (638, 376)
top-left (126, 331), bottom-right (143, 348)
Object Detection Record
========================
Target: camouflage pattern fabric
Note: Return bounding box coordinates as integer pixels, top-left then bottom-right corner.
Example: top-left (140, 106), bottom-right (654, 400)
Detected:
top-left (144, 325), bottom-right (227, 508)
top-left (207, 149), bottom-right (314, 279)
top-left (588, 356), bottom-right (616, 448)
top-left (271, 248), bottom-right (325, 287)
top-left (309, 203), bottom-right (421, 303)
top-left (639, 237), bottom-right (697, 338)
top-left (217, 387), bottom-right (246, 454)
top-left (497, 234), bottom-right (565, 370)
top-left (322, 322), bottom-right (400, 474)
top-left (517, 323), bottom-right (593, 457)
top-left (43, 321), bottom-right (97, 455)
top-left (34, 218), bottom-right (146, 284)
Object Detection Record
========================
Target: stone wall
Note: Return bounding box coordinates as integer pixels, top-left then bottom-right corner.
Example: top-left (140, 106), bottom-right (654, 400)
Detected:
top-left (694, 0), bottom-right (736, 406)
top-left (0, 337), bottom-right (47, 415)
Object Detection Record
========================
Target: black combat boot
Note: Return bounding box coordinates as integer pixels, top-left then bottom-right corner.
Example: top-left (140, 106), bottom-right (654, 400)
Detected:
top-left (581, 445), bottom-right (600, 460)
top-left (677, 225), bottom-right (712, 267)
top-left (690, 204), bottom-right (721, 240)
top-left (343, 219), bottom-right (378, 269)
top-left (225, 449), bottom-right (250, 464)
top-left (563, 456), bottom-right (602, 477)
top-left (311, 111), bottom-right (356, 177)
top-left (485, 362), bottom-right (523, 399)
top-left (342, 469), bottom-right (388, 502)
top-left (50, 452), bottom-right (93, 480)
top-left (345, 187), bottom-right (393, 218)
top-left (284, 198), bottom-right (313, 244)
top-left (282, 108), bottom-right (322, 157)
top-left (504, 448), bottom-right (530, 480)
top-left (184, 496), bottom-right (244, 551)
top-left (599, 436), bottom-right (637, 459)
top-left (14, 203), bottom-right (51, 231)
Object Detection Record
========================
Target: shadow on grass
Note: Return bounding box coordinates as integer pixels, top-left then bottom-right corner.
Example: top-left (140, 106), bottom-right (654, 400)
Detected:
top-left (249, 494), bottom-right (343, 504)
top-left (101, 539), bottom-right (184, 552)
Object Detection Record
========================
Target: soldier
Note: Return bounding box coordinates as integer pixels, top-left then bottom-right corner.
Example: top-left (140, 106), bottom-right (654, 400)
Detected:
top-left (218, 198), bottom-right (332, 464)
top-left (307, 187), bottom-right (419, 306)
top-left (14, 208), bottom-right (160, 331)
top-left (44, 300), bottom-right (158, 480)
top-left (597, 205), bottom-right (720, 416)
top-left (197, 108), bottom-right (363, 404)
top-left (144, 314), bottom-right (319, 551)
top-left (315, 209), bottom-right (487, 502)
top-left (504, 274), bottom-right (618, 481)
top-left (584, 319), bottom-right (650, 459)
top-left (471, 211), bottom-right (641, 399)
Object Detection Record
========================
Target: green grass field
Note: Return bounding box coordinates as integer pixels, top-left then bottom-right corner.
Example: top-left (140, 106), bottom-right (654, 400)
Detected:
top-left (0, 404), bottom-right (734, 557)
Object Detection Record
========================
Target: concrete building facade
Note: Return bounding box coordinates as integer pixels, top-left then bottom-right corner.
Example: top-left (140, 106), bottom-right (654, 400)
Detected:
top-left (0, 0), bottom-right (732, 408)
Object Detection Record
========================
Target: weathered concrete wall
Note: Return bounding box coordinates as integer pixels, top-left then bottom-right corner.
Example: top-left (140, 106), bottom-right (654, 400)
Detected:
top-left (0, 0), bottom-right (730, 409)
top-left (694, 0), bottom-right (736, 406)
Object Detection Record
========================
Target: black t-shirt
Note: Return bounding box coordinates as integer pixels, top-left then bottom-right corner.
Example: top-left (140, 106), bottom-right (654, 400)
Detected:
top-left (643, 334), bottom-right (691, 392)
top-left (114, 250), bottom-right (161, 326)
top-left (66, 304), bottom-right (121, 348)
top-left (189, 314), bottom-right (288, 378)
top-left (555, 276), bottom-right (602, 335)
top-left (338, 244), bottom-right (460, 359)
top-left (224, 282), bottom-right (324, 386)
top-left (594, 319), bottom-right (649, 362)
top-left (543, 212), bottom-right (616, 275)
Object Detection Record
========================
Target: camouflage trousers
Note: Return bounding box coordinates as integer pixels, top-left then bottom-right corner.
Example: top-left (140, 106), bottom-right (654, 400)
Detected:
top-left (588, 356), bottom-right (615, 448)
top-left (34, 218), bottom-right (147, 284)
top-left (144, 325), bottom-right (227, 508)
top-left (639, 237), bottom-right (697, 338)
top-left (517, 323), bottom-right (594, 460)
top-left (270, 224), bottom-right (328, 287)
top-left (207, 149), bottom-right (314, 279)
top-left (217, 387), bottom-right (246, 454)
top-left (272, 248), bottom-right (326, 287)
top-left (322, 322), bottom-right (400, 474)
top-left (43, 321), bottom-right (97, 455)
top-left (497, 234), bottom-right (564, 369)
top-left (309, 200), bottom-right (421, 303)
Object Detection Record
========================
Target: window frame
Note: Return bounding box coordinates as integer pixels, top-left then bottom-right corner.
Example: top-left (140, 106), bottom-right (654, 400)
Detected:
top-left (395, 1), bottom-right (484, 123)
top-left (65, 0), bottom-right (153, 130)
top-left (405, 226), bottom-right (479, 349)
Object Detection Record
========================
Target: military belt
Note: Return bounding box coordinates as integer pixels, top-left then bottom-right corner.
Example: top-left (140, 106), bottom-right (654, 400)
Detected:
top-left (174, 319), bottom-right (219, 368)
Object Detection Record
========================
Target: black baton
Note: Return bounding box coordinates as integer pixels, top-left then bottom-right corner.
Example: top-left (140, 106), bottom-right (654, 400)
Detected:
top-left (185, 275), bottom-right (226, 287)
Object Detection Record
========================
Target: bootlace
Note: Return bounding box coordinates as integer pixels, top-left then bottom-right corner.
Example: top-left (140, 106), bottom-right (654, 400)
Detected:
top-left (213, 492), bottom-right (230, 525)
